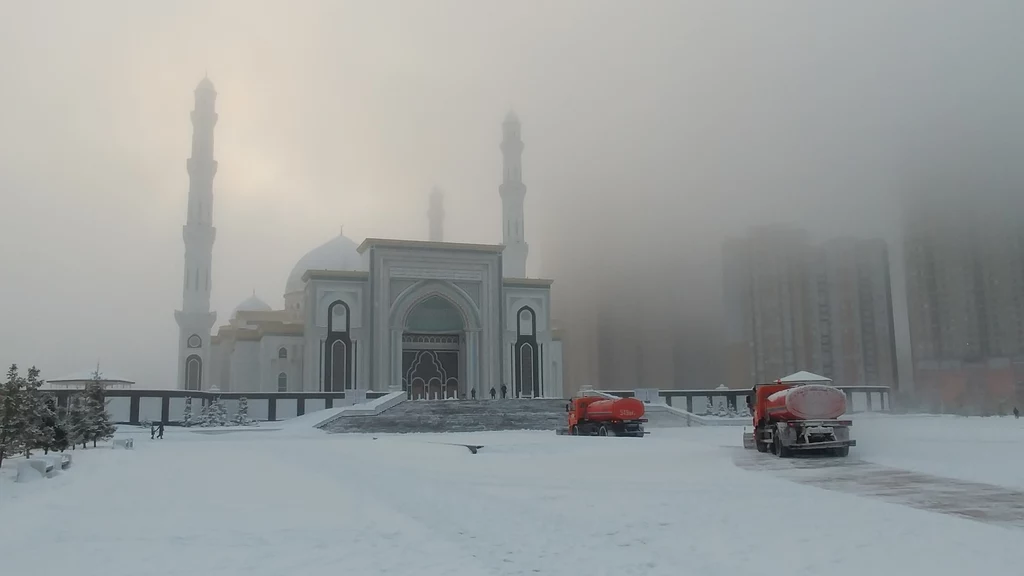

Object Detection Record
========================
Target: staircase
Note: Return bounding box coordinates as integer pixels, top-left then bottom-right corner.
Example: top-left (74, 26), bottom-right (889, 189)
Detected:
top-left (319, 399), bottom-right (567, 434)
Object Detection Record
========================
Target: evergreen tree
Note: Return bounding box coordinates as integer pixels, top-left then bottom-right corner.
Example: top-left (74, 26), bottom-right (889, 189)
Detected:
top-left (20, 367), bottom-right (50, 457)
top-left (84, 372), bottom-right (116, 447)
top-left (65, 393), bottom-right (90, 449)
top-left (37, 394), bottom-right (59, 455)
top-left (233, 397), bottom-right (256, 426)
top-left (49, 394), bottom-right (69, 453)
top-left (199, 396), bottom-right (229, 427)
top-left (182, 396), bottom-right (194, 427)
top-left (0, 365), bottom-right (27, 468)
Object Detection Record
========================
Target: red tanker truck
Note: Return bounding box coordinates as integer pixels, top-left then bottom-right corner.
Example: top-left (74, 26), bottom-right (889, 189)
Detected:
top-left (558, 396), bottom-right (648, 437)
top-left (742, 378), bottom-right (856, 457)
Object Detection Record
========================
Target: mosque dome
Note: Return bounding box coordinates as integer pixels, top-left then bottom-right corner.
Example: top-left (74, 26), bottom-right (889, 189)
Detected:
top-left (232, 293), bottom-right (272, 318)
top-left (284, 230), bottom-right (365, 296)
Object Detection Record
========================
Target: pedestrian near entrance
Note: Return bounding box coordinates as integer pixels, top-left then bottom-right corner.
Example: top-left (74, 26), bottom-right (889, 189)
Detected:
top-left (158, 423), bottom-right (165, 439)
top-left (490, 387), bottom-right (496, 399)
top-left (500, 384), bottom-right (507, 399)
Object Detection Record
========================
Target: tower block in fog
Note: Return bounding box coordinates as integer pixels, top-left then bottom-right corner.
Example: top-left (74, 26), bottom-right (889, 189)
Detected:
top-left (500, 111), bottom-right (529, 278)
top-left (174, 77), bottom-right (219, 391)
top-left (429, 187), bottom-right (444, 242)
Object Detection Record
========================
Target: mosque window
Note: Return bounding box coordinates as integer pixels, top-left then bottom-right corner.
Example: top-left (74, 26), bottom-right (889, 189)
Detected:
top-left (328, 300), bottom-right (350, 333)
top-left (518, 307), bottom-right (536, 337)
top-left (277, 372), bottom-right (287, 392)
top-left (514, 306), bottom-right (539, 398)
top-left (520, 344), bottom-right (535, 397)
top-left (278, 347), bottom-right (287, 359)
top-left (185, 355), bottom-right (202, 391)
top-left (187, 334), bottom-right (202, 348)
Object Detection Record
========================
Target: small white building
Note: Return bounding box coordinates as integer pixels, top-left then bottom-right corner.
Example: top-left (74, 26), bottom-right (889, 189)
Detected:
top-left (174, 79), bottom-right (564, 399)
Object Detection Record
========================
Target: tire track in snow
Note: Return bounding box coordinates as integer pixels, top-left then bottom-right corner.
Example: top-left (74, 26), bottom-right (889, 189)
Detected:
top-left (732, 449), bottom-right (1024, 529)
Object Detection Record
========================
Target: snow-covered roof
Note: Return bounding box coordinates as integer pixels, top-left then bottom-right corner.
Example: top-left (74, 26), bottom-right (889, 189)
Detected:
top-left (778, 371), bottom-right (832, 383)
top-left (46, 371), bottom-right (134, 384)
top-left (232, 293), bottom-right (272, 317)
top-left (284, 231), bottom-right (366, 296)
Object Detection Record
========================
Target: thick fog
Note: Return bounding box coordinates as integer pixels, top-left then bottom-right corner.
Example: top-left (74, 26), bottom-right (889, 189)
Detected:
top-left (1, 1), bottom-right (1021, 388)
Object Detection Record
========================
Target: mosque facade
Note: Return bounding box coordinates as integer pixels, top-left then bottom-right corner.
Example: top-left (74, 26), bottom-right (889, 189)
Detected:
top-left (174, 78), bottom-right (564, 400)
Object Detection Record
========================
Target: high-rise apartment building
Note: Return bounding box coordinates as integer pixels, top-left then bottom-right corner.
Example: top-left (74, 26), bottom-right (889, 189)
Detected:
top-left (723, 226), bottom-right (898, 389)
top-left (903, 199), bottom-right (1024, 410)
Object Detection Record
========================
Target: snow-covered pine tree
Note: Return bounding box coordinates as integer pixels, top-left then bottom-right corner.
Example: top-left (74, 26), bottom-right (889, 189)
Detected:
top-left (84, 372), bottom-right (116, 447)
top-left (213, 396), bottom-right (229, 426)
top-left (65, 393), bottom-right (91, 449)
top-left (182, 396), bottom-right (194, 427)
top-left (0, 364), bottom-right (28, 468)
top-left (20, 366), bottom-right (51, 457)
top-left (199, 396), bottom-right (229, 427)
top-left (48, 395), bottom-right (69, 452)
top-left (233, 397), bottom-right (256, 426)
top-left (196, 400), bottom-right (211, 426)
top-left (36, 393), bottom-right (59, 455)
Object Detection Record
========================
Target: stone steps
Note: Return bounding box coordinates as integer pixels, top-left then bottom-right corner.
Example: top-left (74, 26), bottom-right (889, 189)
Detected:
top-left (321, 399), bottom-right (568, 434)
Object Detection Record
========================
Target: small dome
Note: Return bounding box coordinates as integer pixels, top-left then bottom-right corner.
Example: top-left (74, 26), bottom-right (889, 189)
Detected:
top-left (232, 293), bottom-right (272, 318)
top-left (284, 231), bottom-right (365, 296)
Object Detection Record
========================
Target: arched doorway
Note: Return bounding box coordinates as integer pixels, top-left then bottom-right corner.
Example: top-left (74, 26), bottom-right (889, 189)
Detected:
top-left (402, 295), bottom-right (464, 400)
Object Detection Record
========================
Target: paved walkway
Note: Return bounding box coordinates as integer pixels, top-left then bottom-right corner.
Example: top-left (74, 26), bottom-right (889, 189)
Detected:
top-left (732, 449), bottom-right (1024, 529)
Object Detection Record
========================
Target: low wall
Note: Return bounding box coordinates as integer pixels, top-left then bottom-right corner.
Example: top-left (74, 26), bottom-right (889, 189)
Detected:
top-left (44, 389), bottom-right (389, 425)
top-left (597, 386), bottom-right (892, 415)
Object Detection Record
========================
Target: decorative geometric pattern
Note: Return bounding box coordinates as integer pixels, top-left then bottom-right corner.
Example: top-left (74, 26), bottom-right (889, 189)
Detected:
top-left (402, 349), bottom-right (459, 400)
top-left (403, 334), bottom-right (460, 346)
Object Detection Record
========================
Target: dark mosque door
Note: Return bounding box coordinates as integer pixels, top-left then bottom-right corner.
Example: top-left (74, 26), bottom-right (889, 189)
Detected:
top-left (402, 343), bottom-right (460, 400)
top-left (401, 296), bottom-right (465, 400)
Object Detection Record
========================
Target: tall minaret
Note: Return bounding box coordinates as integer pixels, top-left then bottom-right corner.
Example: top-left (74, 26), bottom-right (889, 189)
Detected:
top-left (429, 187), bottom-right (444, 242)
top-left (174, 77), bottom-right (219, 390)
top-left (500, 111), bottom-right (528, 277)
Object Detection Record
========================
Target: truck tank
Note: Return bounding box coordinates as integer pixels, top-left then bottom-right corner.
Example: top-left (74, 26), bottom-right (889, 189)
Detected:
top-left (583, 397), bottom-right (645, 422)
top-left (766, 384), bottom-right (846, 421)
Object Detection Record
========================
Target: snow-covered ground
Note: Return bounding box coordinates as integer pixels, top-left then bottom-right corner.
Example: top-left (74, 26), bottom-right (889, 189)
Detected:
top-left (1, 414), bottom-right (1022, 575)
top-left (851, 412), bottom-right (1024, 489)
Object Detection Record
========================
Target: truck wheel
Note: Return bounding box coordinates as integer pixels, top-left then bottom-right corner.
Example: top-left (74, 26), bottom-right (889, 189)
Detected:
top-left (570, 426), bottom-right (579, 436)
top-left (836, 446), bottom-right (850, 457)
top-left (598, 425), bottom-right (608, 436)
top-left (773, 434), bottom-right (789, 458)
top-left (755, 428), bottom-right (769, 453)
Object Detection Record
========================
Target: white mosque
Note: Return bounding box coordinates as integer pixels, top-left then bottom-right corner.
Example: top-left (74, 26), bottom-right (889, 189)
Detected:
top-left (174, 78), bottom-right (564, 400)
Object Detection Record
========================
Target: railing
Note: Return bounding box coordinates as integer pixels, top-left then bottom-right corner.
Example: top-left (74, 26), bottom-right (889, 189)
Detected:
top-left (45, 389), bottom-right (390, 425)
top-left (591, 386), bottom-right (892, 414)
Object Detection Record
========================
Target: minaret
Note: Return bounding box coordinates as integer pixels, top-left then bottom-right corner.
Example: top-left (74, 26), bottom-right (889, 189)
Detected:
top-left (174, 77), bottom-right (219, 390)
top-left (428, 187), bottom-right (444, 242)
top-left (500, 111), bottom-right (528, 277)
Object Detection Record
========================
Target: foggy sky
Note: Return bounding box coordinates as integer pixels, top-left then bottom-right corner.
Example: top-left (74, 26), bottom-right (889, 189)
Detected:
top-left (1, 1), bottom-right (1022, 388)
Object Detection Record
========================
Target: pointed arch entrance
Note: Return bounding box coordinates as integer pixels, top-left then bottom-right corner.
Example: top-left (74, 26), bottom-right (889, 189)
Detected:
top-left (390, 281), bottom-right (483, 400)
